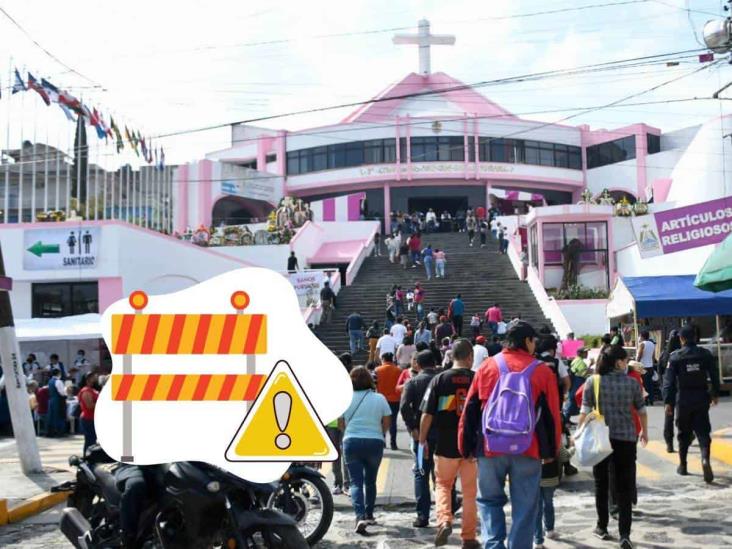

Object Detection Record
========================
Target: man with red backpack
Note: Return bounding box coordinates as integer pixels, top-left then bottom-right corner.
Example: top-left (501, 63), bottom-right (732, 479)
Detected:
top-left (459, 320), bottom-right (562, 549)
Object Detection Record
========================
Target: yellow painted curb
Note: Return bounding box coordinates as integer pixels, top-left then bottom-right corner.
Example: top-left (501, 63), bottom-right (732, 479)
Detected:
top-left (6, 491), bottom-right (70, 524)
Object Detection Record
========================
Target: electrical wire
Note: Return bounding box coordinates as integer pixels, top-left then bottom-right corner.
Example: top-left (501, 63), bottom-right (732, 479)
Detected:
top-left (0, 6), bottom-right (101, 86)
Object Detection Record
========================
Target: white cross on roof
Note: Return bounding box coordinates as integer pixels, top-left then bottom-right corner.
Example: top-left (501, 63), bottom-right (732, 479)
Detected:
top-left (393, 19), bottom-right (456, 76)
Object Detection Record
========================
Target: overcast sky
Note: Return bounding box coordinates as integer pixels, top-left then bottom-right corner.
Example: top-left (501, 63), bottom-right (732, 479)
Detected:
top-left (1, 0), bottom-right (730, 167)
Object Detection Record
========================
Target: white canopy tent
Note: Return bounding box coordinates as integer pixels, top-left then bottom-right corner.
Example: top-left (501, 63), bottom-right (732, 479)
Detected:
top-left (15, 313), bottom-right (102, 342)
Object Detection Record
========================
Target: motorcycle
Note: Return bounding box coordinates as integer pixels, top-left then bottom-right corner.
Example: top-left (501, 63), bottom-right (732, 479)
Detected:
top-left (257, 463), bottom-right (333, 546)
top-left (58, 446), bottom-right (307, 548)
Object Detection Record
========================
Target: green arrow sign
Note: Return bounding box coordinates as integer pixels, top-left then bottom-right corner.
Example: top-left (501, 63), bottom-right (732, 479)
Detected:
top-left (27, 241), bottom-right (60, 257)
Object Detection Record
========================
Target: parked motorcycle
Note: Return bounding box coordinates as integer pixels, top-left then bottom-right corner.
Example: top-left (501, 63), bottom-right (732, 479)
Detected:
top-left (257, 462), bottom-right (333, 546)
top-left (58, 446), bottom-right (307, 548)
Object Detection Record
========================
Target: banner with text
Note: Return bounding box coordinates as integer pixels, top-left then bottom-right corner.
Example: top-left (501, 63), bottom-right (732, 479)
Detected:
top-left (288, 271), bottom-right (325, 308)
top-left (631, 196), bottom-right (732, 258)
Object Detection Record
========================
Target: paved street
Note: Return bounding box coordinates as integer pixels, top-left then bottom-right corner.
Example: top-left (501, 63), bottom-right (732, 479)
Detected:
top-left (1, 401), bottom-right (731, 547)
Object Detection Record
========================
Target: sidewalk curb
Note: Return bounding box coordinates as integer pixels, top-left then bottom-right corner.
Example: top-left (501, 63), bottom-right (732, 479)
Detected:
top-left (0, 491), bottom-right (70, 526)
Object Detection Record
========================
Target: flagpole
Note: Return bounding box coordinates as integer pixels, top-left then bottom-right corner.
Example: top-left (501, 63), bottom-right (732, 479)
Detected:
top-left (102, 147), bottom-right (107, 220)
top-left (31, 84), bottom-right (37, 222)
top-left (85, 118), bottom-right (90, 221)
top-left (65, 121), bottom-right (71, 218)
top-left (54, 120), bottom-right (60, 212)
top-left (3, 58), bottom-right (11, 224)
top-left (75, 108), bottom-right (81, 219)
top-left (43, 103), bottom-right (49, 214)
top-left (154, 158), bottom-right (159, 230)
top-left (17, 68), bottom-right (24, 224)
top-left (125, 165), bottom-right (130, 223)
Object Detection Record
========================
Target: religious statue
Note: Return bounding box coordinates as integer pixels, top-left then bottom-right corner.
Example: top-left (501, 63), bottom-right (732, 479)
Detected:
top-left (598, 189), bottom-right (615, 206)
top-left (240, 226), bottom-right (254, 245)
top-left (615, 196), bottom-right (633, 217)
top-left (560, 238), bottom-right (583, 290)
top-left (577, 188), bottom-right (595, 205)
top-left (633, 199), bottom-right (649, 216)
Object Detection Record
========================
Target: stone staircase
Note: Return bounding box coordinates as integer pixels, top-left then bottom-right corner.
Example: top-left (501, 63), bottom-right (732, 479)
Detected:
top-left (315, 231), bottom-right (553, 357)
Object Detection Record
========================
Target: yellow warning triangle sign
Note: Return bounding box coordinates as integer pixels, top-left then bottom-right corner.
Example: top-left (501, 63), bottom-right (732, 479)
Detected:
top-left (225, 360), bottom-right (338, 462)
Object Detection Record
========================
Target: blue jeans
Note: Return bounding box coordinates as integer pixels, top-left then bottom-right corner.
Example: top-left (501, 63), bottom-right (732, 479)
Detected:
top-left (416, 303), bottom-right (424, 322)
top-left (534, 486), bottom-right (555, 544)
top-left (564, 375), bottom-right (584, 420)
top-left (80, 418), bottom-right (97, 455)
top-left (477, 455), bottom-right (541, 549)
top-left (411, 250), bottom-right (420, 264)
top-left (349, 329), bottom-right (364, 354)
top-left (344, 437), bottom-right (384, 520)
top-left (436, 260), bottom-right (445, 277)
top-left (423, 256), bottom-right (433, 279)
top-left (487, 321), bottom-right (498, 335)
top-left (412, 439), bottom-right (435, 521)
top-left (388, 402), bottom-right (399, 447)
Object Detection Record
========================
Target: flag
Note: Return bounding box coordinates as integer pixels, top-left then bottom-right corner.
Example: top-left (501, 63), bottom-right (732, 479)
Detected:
top-left (146, 139), bottom-right (154, 163)
top-left (27, 73), bottom-right (50, 105)
top-left (57, 102), bottom-right (76, 121)
top-left (126, 126), bottom-right (139, 156)
top-left (140, 135), bottom-right (149, 162)
top-left (12, 69), bottom-right (26, 94)
top-left (41, 78), bottom-right (60, 103)
top-left (81, 103), bottom-right (92, 121)
top-left (699, 52), bottom-right (714, 63)
top-left (91, 108), bottom-right (106, 139)
top-left (158, 146), bottom-right (165, 171)
top-left (59, 90), bottom-right (84, 115)
top-left (111, 117), bottom-right (124, 152)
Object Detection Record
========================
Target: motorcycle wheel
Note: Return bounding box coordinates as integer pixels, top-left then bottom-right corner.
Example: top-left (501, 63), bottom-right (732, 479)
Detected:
top-left (267, 475), bottom-right (333, 546)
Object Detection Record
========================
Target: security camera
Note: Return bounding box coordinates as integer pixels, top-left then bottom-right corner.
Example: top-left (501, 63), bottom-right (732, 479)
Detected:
top-left (703, 19), bottom-right (732, 53)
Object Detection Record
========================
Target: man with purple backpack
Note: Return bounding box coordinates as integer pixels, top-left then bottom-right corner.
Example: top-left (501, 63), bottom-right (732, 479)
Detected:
top-left (459, 320), bottom-right (562, 549)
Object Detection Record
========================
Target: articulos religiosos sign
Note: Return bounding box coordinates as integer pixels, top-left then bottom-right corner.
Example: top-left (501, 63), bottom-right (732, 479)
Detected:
top-left (631, 196), bottom-right (732, 258)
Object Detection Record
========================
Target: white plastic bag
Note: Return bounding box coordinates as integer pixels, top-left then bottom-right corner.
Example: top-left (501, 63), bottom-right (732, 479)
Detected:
top-left (573, 413), bottom-right (613, 467)
top-left (573, 376), bottom-right (613, 467)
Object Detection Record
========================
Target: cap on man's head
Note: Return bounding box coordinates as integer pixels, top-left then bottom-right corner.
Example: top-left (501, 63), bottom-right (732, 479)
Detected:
top-left (476, 336), bottom-right (486, 344)
top-left (506, 320), bottom-right (538, 342)
top-left (680, 324), bottom-right (696, 342)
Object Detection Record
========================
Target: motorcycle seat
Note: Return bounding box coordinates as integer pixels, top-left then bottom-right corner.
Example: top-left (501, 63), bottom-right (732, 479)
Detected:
top-left (91, 463), bottom-right (122, 507)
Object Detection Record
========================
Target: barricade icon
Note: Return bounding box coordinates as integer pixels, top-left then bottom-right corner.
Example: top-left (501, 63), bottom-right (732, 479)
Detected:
top-left (108, 286), bottom-right (336, 465)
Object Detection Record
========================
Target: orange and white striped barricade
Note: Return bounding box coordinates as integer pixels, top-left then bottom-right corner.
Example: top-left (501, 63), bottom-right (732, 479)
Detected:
top-left (110, 290), bottom-right (266, 462)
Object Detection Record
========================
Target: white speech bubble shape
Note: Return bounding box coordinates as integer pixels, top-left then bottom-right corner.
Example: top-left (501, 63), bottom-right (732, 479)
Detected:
top-left (94, 267), bottom-right (352, 482)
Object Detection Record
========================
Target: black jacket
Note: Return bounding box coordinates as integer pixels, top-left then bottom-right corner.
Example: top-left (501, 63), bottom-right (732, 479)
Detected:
top-left (400, 368), bottom-right (438, 435)
top-left (662, 344), bottom-right (719, 407)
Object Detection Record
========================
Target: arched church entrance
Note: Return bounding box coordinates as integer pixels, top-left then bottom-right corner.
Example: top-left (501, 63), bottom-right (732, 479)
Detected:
top-left (212, 196), bottom-right (273, 225)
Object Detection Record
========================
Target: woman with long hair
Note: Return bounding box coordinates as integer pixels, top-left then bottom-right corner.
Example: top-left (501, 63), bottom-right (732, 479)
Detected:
top-left (339, 367), bottom-right (391, 535)
top-left (578, 345), bottom-right (648, 549)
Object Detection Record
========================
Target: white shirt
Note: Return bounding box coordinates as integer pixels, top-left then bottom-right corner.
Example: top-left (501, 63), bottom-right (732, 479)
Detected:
top-left (638, 340), bottom-right (656, 369)
top-left (496, 321), bottom-right (507, 335)
top-left (427, 312), bottom-right (438, 324)
top-left (53, 377), bottom-right (66, 396)
top-left (426, 211), bottom-right (437, 223)
top-left (390, 323), bottom-right (407, 345)
top-left (472, 344), bottom-right (489, 371)
top-left (376, 334), bottom-right (398, 356)
top-left (490, 219), bottom-right (498, 231)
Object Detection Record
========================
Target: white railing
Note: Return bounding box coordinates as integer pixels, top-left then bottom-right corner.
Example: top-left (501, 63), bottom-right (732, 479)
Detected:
top-left (345, 232), bottom-right (376, 286)
top-left (524, 265), bottom-right (574, 339)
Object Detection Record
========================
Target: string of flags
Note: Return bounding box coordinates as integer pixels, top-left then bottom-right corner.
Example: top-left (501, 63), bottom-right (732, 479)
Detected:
top-left (1, 68), bottom-right (165, 170)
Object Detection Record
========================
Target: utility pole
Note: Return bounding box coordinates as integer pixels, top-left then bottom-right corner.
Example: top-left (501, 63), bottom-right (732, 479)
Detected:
top-left (0, 242), bottom-right (42, 474)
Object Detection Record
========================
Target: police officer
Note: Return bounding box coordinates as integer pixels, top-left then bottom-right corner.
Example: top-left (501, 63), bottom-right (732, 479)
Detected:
top-left (662, 324), bottom-right (720, 483)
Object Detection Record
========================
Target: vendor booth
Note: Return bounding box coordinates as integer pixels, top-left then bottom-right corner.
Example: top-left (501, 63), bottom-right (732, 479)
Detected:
top-left (607, 275), bottom-right (732, 383)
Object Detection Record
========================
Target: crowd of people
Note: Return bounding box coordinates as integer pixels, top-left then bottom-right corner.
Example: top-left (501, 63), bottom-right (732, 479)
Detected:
top-left (0, 349), bottom-right (104, 454)
top-left (326, 317), bottom-right (720, 549)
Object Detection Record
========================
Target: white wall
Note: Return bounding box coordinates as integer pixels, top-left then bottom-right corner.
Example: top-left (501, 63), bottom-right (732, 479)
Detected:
top-left (0, 222), bottom-right (254, 319)
top-left (215, 244), bottom-right (291, 272)
top-left (557, 301), bottom-right (609, 336)
top-left (615, 240), bottom-right (716, 278)
top-left (586, 160), bottom-right (638, 197)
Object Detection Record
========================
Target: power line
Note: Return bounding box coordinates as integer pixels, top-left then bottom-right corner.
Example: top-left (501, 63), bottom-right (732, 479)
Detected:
top-left (0, 6), bottom-right (101, 86)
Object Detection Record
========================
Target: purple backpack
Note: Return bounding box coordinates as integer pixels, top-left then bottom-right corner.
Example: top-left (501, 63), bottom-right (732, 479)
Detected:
top-left (482, 353), bottom-right (541, 455)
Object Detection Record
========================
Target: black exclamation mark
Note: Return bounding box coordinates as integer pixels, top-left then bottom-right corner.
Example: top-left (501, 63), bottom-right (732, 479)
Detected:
top-left (273, 391), bottom-right (292, 450)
